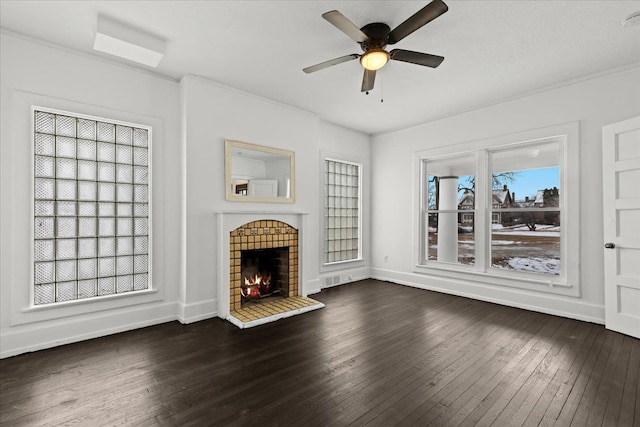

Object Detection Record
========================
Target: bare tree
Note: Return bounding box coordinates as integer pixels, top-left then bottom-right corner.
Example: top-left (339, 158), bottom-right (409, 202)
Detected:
top-left (457, 172), bottom-right (519, 194)
top-left (522, 212), bottom-right (537, 231)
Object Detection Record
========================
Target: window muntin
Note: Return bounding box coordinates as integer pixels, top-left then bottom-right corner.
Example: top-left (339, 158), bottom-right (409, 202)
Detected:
top-left (33, 110), bottom-right (150, 305)
top-left (324, 159), bottom-right (361, 264)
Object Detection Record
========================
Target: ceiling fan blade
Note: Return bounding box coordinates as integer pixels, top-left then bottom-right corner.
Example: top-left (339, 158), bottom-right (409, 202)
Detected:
top-left (303, 54), bottom-right (360, 74)
top-left (390, 49), bottom-right (444, 68)
top-left (322, 10), bottom-right (369, 43)
top-left (387, 0), bottom-right (448, 45)
top-left (361, 69), bottom-right (376, 92)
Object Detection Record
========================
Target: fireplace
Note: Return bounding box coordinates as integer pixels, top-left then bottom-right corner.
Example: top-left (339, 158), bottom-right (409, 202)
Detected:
top-left (218, 212), bottom-right (323, 328)
top-left (229, 220), bottom-right (298, 312)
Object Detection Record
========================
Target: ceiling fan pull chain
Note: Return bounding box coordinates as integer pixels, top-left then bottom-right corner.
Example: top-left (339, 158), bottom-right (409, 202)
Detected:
top-left (381, 74), bottom-right (384, 103)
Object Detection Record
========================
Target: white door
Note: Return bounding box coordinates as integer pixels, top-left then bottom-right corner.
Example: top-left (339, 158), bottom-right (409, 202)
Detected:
top-left (603, 116), bottom-right (640, 339)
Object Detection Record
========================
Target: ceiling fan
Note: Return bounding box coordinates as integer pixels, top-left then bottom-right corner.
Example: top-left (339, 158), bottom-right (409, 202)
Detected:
top-left (303, 0), bottom-right (448, 93)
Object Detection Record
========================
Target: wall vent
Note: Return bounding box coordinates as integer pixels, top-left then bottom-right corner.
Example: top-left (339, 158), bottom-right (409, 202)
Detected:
top-left (324, 275), bottom-right (342, 287)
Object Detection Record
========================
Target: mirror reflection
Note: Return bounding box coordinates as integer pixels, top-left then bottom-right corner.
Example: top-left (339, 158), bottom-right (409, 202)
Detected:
top-left (225, 140), bottom-right (295, 202)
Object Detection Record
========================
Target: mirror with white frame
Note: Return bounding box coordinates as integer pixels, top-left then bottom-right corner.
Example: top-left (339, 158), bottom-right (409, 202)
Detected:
top-left (225, 139), bottom-right (295, 202)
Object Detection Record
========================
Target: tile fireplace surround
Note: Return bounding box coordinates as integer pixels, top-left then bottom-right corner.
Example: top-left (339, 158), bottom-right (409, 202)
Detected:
top-left (216, 212), bottom-right (324, 328)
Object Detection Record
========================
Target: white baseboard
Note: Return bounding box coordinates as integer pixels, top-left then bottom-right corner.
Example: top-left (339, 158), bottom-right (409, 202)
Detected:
top-left (304, 278), bottom-right (322, 296)
top-left (319, 266), bottom-right (371, 290)
top-left (371, 268), bottom-right (605, 325)
top-left (177, 298), bottom-right (218, 324)
top-left (0, 302), bottom-right (179, 359)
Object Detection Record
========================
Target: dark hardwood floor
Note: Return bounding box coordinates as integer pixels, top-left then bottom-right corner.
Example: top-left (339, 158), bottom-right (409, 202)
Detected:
top-left (1, 279), bottom-right (638, 426)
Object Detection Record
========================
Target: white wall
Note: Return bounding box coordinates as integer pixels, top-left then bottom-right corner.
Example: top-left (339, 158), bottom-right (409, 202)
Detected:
top-left (371, 65), bottom-right (640, 323)
top-left (318, 121), bottom-right (372, 285)
top-left (0, 33), bottom-right (182, 358)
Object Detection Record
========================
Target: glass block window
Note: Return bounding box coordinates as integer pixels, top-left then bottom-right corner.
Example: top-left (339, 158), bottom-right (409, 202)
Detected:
top-left (324, 159), bottom-right (361, 264)
top-left (33, 110), bottom-right (150, 305)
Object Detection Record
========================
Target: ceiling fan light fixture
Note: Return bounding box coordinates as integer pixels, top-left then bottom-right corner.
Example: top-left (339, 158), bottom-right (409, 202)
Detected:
top-left (360, 49), bottom-right (389, 71)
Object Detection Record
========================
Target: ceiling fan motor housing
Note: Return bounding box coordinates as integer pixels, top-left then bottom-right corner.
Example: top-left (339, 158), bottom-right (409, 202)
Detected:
top-left (359, 23), bottom-right (391, 51)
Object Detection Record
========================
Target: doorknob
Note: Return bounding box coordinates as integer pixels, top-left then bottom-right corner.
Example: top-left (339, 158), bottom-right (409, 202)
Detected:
top-left (604, 242), bottom-right (615, 249)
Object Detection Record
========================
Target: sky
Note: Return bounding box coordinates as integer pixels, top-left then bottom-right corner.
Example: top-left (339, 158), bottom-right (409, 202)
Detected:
top-left (505, 167), bottom-right (560, 200)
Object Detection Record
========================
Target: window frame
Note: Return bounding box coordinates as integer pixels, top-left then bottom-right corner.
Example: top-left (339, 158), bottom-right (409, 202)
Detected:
top-left (30, 106), bottom-right (154, 308)
top-left (322, 157), bottom-right (363, 266)
top-left (414, 122), bottom-right (580, 297)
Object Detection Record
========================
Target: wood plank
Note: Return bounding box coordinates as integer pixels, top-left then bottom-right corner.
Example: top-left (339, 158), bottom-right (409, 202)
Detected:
top-left (617, 337), bottom-right (640, 427)
top-left (521, 320), bottom-right (596, 427)
top-left (0, 279), bottom-right (637, 427)
top-left (601, 335), bottom-right (634, 426)
top-left (553, 329), bottom-right (615, 426)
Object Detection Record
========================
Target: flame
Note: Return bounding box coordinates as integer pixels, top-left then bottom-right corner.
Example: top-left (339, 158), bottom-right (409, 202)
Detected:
top-left (242, 273), bottom-right (271, 297)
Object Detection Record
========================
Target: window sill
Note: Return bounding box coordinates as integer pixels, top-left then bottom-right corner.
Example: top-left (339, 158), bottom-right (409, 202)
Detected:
top-left (23, 288), bottom-right (158, 313)
top-left (323, 258), bottom-right (364, 267)
top-left (11, 288), bottom-right (164, 327)
top-left (413, 263), bottom-right (579, 297)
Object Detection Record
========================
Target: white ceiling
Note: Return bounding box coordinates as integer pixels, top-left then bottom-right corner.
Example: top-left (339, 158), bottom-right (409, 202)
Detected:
top-left (1, 1), bottom-right (639, 135)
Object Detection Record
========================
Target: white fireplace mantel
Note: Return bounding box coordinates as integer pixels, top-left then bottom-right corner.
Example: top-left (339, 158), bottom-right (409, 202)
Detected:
top-left (215, 211), bottom-right (310, 319)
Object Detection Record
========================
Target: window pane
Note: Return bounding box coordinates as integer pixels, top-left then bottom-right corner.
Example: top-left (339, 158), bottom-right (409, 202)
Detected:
top-left (424, 155), bottom-right (475, 266)
top-left (491, 212), bottom-right (560, 275)
top-left (491, 142), bottom-right (560, 208)
top-left (427, 213), bottom-right (475, 265)
top-left (426, 155), bottom-right (475, 211)
top-left (490, 141), bottom-right (561, 276)
top-left (32, 110), bottom-right (150, 305)
top-left (325, 159), bottom-right (360, 263)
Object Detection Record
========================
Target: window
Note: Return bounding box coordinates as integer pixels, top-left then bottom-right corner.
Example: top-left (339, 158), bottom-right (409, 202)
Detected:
top-left (417, 123), bottom-right (579, 295)
top-left (33, 109), bottom-right (150, 305)
top-left (324, 159), bottom-right (361, 264)
top-left (425, 154), bottom-right (476, 265)
top-left (489, 142), bottom-right (561, 275)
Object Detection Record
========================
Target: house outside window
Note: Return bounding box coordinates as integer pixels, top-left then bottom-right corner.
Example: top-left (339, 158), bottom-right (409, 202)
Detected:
top-left (416, 123), bottom-right (580, 296)
top-left (324, 158), bottom-right (361, 264)
top-left (32, 108), bottom-right (151, 305)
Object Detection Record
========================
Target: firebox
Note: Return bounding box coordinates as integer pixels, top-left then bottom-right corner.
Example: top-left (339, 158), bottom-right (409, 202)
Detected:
top-left (229, 220), bottom-right (299, 312)
top-left (241, 248), bottom-right (289, 301)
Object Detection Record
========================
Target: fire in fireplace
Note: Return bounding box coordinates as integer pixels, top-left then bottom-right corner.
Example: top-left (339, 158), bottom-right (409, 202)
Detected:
top-left (241, 247), bottom-right (289, 303)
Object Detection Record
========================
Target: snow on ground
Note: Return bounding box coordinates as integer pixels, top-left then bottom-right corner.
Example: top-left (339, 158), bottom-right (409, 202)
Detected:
top-left (494, 257), bottom-right (560, 275)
